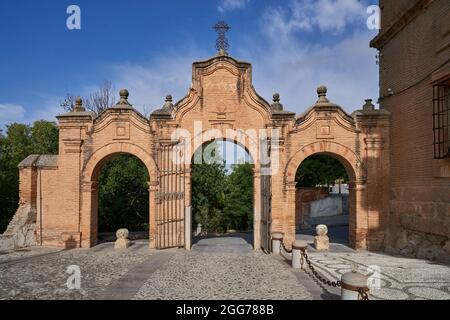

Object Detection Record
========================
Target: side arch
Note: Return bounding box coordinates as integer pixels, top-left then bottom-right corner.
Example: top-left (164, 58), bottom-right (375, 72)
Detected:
top-left (80, 142), bottom-right (157, 248)
top-left (82, 142), bottom-right (157, 182)
top-left (285, 141), bottom-right (363, 185)
top-left (284, 141), bottom-right (367, 250)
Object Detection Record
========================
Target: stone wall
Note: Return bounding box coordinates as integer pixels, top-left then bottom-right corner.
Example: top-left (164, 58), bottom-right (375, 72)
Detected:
top-left (295, 187), bottom-right (329, 228)
top-left (0, 205), bottom-right (36, 251)
top-left (310, 194), bottom-right (347, 218)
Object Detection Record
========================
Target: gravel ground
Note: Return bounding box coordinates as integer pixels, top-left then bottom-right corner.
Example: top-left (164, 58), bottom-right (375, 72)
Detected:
top-left (0, 242), bottom-right (150, 300)
top-left (134, 237), bottom-right (312, 300)
top-left (0, 246), bottom-right (62, 264)
top-left (3, 235), bottom-right (448, 300)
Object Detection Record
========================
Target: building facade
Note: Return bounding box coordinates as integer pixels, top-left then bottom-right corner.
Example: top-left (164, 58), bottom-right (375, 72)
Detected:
top-left (371, 0), bottom-right (450, 262)
top-left (0, 52), bottom-right (390, 253)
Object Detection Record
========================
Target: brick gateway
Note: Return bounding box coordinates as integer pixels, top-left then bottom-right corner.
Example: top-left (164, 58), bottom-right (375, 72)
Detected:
top-left (3, 52), bottom-right (391, 252)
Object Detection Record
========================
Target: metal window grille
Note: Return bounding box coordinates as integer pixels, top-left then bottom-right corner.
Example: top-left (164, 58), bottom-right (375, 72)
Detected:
top-left (433, 83), bottom-right (450, 159)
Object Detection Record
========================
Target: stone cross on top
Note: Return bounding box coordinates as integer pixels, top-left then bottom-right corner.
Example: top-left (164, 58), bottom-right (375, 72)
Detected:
top-left (213, 21), bottom-right (231, 55)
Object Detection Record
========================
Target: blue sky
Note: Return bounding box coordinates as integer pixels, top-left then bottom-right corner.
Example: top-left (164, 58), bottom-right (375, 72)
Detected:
top-left (0, 0), bottom-right (379, 130)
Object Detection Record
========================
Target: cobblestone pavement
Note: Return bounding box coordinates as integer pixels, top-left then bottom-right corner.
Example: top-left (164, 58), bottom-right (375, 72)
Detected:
top-left (304, 251), bottom-right (450, 300)
top-left (2, 236), bottom-right (450, 300)
top-left (0, 242), bottom-right (150, 300)
top-left (134, 237), bottom-right (312, 300)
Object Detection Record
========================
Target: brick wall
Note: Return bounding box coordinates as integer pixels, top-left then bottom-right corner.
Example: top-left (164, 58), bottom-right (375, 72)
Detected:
top-left (373, 0), bottom-right (450, 262)
top-left (295, 187), bottom-right (329, 228)
top-left (6, 54), bottom-right (391, 252)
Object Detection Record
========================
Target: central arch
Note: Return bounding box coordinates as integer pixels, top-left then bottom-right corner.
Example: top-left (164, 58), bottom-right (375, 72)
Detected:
top-left (185, 138), bottom-right (262, 250)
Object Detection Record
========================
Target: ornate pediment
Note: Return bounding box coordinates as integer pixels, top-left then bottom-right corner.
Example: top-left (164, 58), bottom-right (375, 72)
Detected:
top-left (295, 86), bottom-right (357, 135)
top-left (171, 54), bottom-right (276, 124)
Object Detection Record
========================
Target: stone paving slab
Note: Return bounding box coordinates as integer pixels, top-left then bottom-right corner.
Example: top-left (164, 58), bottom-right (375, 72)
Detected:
top-left (304, 251), bottom-right (450, 300)
top-left (95, 249), bottom-right (176, 300)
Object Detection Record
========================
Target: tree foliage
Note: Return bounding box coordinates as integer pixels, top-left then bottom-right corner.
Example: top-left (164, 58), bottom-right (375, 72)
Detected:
top-left (191, 161), bottom-right (254, 234)
top-left (224, 163), bottom-right (254, 231)
top-left (295, 155), bottom-right (348, 188)
top-left (97, 155), bottom-right (150, 232)
top-left (0, 121), bottom-right (59, 232)
top-left (0, 119), bottom-right (150, 234)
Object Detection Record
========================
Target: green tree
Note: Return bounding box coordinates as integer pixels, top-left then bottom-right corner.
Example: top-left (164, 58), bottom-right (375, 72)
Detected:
top-left (191, 161), bottom-right (227, 233)
top-left (98, 155), bottom-right (149, 232)
top-left (295, 155), bottom-right (348, 188)
top-left (191, 140), bottom-right (254, 234)
top-left (30, 120), bottom-right (59, 155)
top-left (0, 121), bottom-right (59, 232)
top-left (224, 163), bottom-right (253, 231)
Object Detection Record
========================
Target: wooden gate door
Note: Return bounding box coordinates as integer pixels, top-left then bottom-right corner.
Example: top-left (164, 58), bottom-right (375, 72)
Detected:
top-left (260, 166), bottom-right (272, 253)
top-left (155, 142), bottom-right (186, 249)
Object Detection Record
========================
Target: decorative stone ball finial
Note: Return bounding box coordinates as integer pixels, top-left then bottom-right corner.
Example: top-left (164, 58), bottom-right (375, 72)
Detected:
top-left (116, 228), bottom-right (129, 240)
top-left (115, 228), bottom-right (131, 249)
top-left (317, 85), bottom-right (327, 97)
top-left (314, 224), bottom-right (330, 251)
top-left (120, 88), bottom-right (129, 100)
top-left (316, 85), bottom-right (330, 104)
top-left (271, 93), bottom-right (284, 111)
top-left (73, 96), bottom-right (85, 112)
top-left (316, 224), bottom-right (328, 237)
top-left (363, 99), bottom-right (375, 111)
top-left (115, 89), bottom-right (131, 107)
top-left (162, 94), bottom-right (174, 111)
top-left (273, 93), bottom-right (280, 102)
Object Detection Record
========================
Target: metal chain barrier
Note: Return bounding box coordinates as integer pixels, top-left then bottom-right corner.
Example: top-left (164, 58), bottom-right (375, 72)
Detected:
top-left (280, 241), bottom-right (292, 254)
top-left (358, 288), bottom-right (370, 300)
top-left (276, 236), bottom-right (370, 300)
top-left (302, 251), bottom-right (342, 288)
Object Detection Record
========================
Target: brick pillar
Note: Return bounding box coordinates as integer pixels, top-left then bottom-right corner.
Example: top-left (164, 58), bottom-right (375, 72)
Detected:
top-left (283, 181), bottom-right (297, 249)
top-left (364, 137), bottom-right (390, 250)
top-left (349, 181), bottom-right (368, 250)
top-left (354, 105), bottom-right (391, 251)
top-left (80, 181), bottom-right (98, 248)
top-left (148, 181), bottom-right (158, 249)
top-left (56, 104), bottom-right (93, 248)
top-left (253, 167), bottom-right (261, 250)
top-left (184, 167), bottom-right (192, 250)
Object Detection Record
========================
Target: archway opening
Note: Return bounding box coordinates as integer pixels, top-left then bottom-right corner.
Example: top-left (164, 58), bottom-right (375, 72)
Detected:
top-left (294, 154), bottom-right (352, 249)
top-left (190, 139), bottom-right (254, 249)
top-left (94, 154), bottom-right (150, 244)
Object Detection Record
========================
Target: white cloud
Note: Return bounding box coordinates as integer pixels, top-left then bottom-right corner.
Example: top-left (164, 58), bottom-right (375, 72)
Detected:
top-left (103, 26), bottom-right (377, 119)
top-left (0, 104), bottom-right (26, 128)
top-left (22, 0), bottom-right (376, 125)
top-left (218, 0), bottom-right (250, 13)
top-left (235, 0), bottom-right (379, 115)
top-left (263, 0), bottom-right (367, 39)
top-left (107, 50), bottom-right (208, 116)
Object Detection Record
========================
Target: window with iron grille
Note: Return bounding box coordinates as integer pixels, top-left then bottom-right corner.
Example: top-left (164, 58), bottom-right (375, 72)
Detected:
top-left (433, 82), bottom-right (450, 159)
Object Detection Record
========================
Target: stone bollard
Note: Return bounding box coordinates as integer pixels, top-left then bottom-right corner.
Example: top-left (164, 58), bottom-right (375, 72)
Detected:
top-left (115, 228), bottom-right (131, 249)
top-left (271, 232), bottom-right (284, 255)
top-left (292, 240), bottom-right (308, 269)
top-left (341, 271), bottom-right (370, 300)
top-left (314, 224), bottom-right (330, 251)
